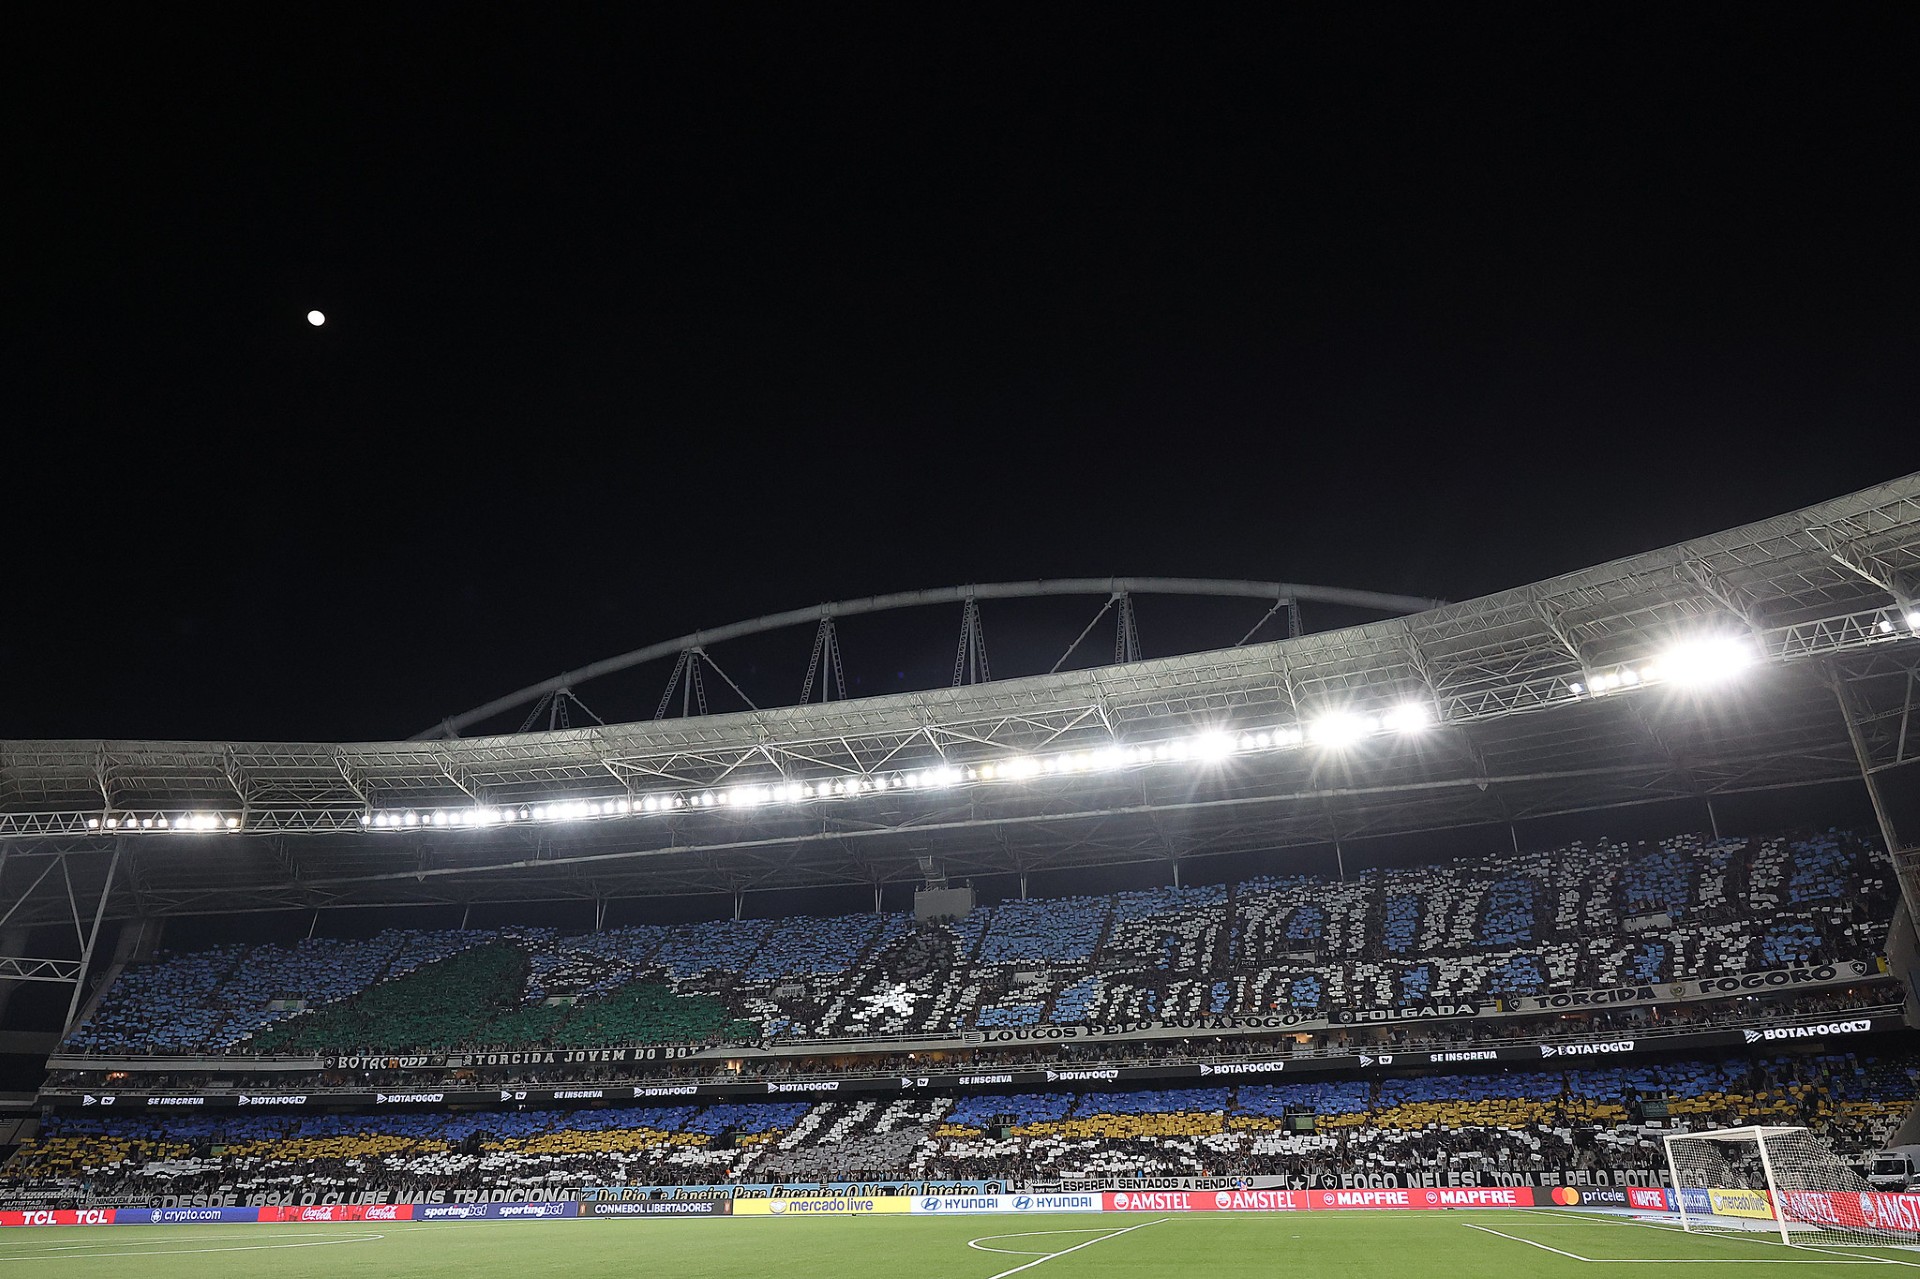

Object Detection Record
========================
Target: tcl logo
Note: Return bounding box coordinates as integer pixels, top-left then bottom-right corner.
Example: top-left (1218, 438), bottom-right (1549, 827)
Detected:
top-left (3, 1209), bottom-right (113, 1226)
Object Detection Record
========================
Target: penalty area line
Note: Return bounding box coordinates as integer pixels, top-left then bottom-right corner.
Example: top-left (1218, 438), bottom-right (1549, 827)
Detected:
top-left (1466, 1221), bottom-right (1892, 1264)
top-left (980, 1216), bottom-right (1170, 1279)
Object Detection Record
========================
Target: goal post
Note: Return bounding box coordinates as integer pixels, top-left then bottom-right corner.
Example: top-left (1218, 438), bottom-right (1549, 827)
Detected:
top-left (1663, 1125), bottom-right (1906, 1251)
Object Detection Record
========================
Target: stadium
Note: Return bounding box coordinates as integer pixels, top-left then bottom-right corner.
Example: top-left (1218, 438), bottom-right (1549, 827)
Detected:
top-left (2, 473), bottom-right (1920, 1276)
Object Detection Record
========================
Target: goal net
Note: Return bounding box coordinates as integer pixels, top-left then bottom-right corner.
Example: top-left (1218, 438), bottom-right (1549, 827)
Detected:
top-left (1664, 1125), bottom-right (1915, 1250)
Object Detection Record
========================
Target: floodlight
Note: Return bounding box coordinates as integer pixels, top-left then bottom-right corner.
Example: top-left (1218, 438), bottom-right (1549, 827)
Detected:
top-left (224, 816), bottom-right (240, 830)
top-left (1879, 618), bottom-right (1896, 635)
top-left (1649, 636), bottom-right (1755, 687)
top-left (1191, 732), bottom-right (1236, 761)
top-left (1618, 668), bottom-right (1641, 686)
top-left (1308, 712), bottom-right (1371, 748)
top-left (86, 818), bottom-right (100, 829)
top-left (1568, 682), bottom-right (1584, 695)
top-left (1381, 703), bottom-right (1431, 733)
top-left (1908, 611), bottom-right (1920, 631)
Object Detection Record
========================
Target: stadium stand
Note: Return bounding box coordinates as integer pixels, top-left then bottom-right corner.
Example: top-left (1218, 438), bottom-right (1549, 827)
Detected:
top-left (10, 1051), bottom-right (1913, 1196)
top-left (58, 829), bottom-right (1896, 1057)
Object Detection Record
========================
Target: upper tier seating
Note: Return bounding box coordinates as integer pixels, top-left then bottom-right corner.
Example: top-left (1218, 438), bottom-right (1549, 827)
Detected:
top-left (62, 829), bottom-right (1894, 1055)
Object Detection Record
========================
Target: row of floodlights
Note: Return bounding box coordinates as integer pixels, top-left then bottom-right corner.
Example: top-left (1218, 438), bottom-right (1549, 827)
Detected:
top-left (86, 813), bottom-right (239, 832)
top-left (361, 705), bottom-right (1440, 831)
top-left (1567, 635), bottom-right (1761, 697)
top-left (73, 632), bottom-right (1881, 837)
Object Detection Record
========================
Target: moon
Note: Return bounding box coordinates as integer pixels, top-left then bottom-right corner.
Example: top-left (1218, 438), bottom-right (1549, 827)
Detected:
top-left (307, 310), bottom-right (326, 326)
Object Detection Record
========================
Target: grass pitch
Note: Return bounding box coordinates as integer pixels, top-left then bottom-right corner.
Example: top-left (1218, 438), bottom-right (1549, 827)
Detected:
top-left (5, 1210), bottom-right (1920, 1277)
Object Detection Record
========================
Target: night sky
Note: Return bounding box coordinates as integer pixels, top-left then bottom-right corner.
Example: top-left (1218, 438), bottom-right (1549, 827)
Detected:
top-left (11, 7), bottom-right (1917, 745)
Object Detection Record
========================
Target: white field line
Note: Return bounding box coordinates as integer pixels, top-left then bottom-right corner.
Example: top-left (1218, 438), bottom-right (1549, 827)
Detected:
top-left (1590, 1212), bottom-right (1920, 1267)
top-left (1464, 1223), bottom-right (1595, 1261)
top-left (0, 1229), bottom-right (384, 1252)
top-left (968, 1227), bottom-right (1124, 1256)
top-left (1466, 1221), bottom-right (1890, 1265)
top-left (979, 1216), bottom-right (1170, 1279)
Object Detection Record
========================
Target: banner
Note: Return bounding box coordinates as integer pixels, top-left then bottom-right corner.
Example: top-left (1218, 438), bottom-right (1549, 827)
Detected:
top-left (910, 1194), bottom-right (1101, 1215)
top-left (1334, 1001), bottom-right (1486, 1025)
top-left (114, 1206), bottom-right (260, 1224)
top-left (256, 1203), bottom-right (416, 1222)
top-left (1708, 1188), bottom-right (1774, 1220)
top-left (40, 1017), bottom-right (1905, 1112)
top-left (578, 1200), bottom-right (731, 1217)
top-left (967, 1012), bottom-right (1323, 1045)
top-left (1543, 1187), bottom-right (1629, 1207)
top-left (413, 1202), bottom-right (577, 1221)
top-left (734, 1197), bottom-right (910, 1216)
top-left (728, 1181), bottom-right (1001, 1200)
top-left (1628, 1188), bottom-right (1673, 1211)
top-left (1511, 961), bottom-right (1880, 1014)
top-left (0, 1209), bottom-right (117, 1227)
top-left (1035, 1176), bottom-right (1291, 1193)
top-left (1779, 1190), bottom-right (1920, 1234)
top-left (1103, 1187), bottom-right (1534, 1212)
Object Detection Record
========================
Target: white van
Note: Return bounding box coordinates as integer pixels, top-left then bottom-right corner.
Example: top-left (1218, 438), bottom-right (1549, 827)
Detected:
top-left (1868, 1146), bottom-right (1920, 1191)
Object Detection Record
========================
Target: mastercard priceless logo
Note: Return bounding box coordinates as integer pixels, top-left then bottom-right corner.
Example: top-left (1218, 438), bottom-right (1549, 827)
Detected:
top-left (1549, 1187), bottom-right (1582, 1206)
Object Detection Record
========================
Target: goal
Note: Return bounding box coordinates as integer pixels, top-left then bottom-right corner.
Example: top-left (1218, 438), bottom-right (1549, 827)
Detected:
top-left (1663, 1125), bottom-right (1910, 1250)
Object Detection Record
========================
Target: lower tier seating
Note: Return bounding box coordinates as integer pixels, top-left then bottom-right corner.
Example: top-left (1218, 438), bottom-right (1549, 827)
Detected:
top-left (9, 1051), bottom-right (1913, 1195)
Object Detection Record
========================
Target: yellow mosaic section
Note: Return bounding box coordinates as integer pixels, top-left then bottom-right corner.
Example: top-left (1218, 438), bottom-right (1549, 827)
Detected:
top-left (218, 1134), bottom-right (439, 1160)
top-left (4, 1135), bottom-right (195, 1180)
top-left (492, 1128), bottom-right (689, 1156)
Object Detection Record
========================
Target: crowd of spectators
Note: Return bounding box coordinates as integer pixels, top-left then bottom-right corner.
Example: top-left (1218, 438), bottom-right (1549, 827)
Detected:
top-left (11, 1051), bottom-right (1913, 1199)
top-left (59, 829), bottom-right (1894, 1061)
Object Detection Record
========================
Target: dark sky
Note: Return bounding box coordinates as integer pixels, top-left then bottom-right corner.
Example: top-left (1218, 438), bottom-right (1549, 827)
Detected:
top-left (10, 6), bottom-right (1917, 744)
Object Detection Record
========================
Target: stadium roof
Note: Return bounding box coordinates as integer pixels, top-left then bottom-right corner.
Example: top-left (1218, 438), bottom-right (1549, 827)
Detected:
top-left (3, 472), bottom-right (1918, 927)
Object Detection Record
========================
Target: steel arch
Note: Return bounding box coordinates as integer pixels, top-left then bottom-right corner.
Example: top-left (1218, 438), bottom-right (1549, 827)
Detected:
top-left (412, 577), bottom-right (1446, 740)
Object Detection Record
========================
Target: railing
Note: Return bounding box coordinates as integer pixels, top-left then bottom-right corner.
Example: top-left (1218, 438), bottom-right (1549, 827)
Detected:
top-left (43, 1003), bottom-right (1904, 1097)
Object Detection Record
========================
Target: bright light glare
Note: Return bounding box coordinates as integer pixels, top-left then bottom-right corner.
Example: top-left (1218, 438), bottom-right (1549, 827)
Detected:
top-left (306, 310), bottom-right (325, 326)
top-left (1190, 732), bottom-right (1236, 761)
top-left (1308, 712), bottom-right (1372, 748)
top-left (1909, 612), bottom-right (1920, 631)
top-left (1381, 703), bottom-right (1431, 733)
top-left (1650, 636), bottom-right (1755, 687)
